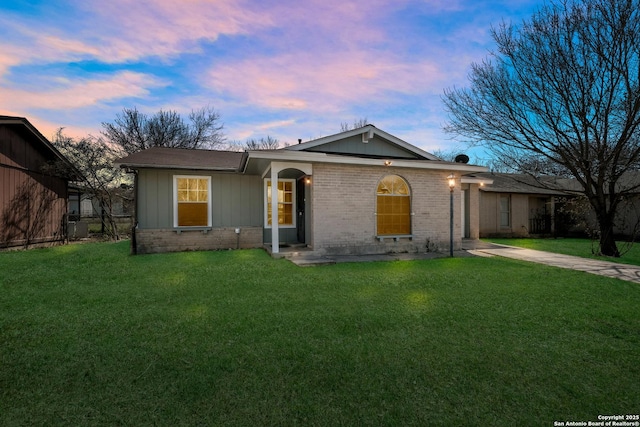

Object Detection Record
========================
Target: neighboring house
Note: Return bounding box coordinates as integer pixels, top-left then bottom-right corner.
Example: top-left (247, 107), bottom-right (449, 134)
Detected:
top-left (475, 172), bottom-right (640, 238)
top-left (68, 184), bottom-right (134, 220)
top-left (0, 116), bottom-right (77, 248)
top-left (475, 173), bottom-right (570, 237)
top-left (116, 125), bottom-right (490, 255)
top-left (603, 171), bottom-right (640, 238)
top-left (453, 169), bottom-right (640, 239)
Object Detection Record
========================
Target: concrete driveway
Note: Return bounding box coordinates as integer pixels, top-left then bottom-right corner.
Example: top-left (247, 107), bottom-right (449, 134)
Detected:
top-left (464, 241), bottom-right (640, 284)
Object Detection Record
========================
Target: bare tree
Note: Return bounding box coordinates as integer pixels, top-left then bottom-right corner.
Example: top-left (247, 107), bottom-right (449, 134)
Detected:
top-left (340, 118), bottom-right (369, 132)
top-left (431, 147), bottom-right (483, 164)
top-left (52, 130), bottom-right (125, 240)
top-left (242, 136), bottom-right (281, 150)
top-left (102, 106), bottom-right (225, 155)
top-left (443, 0), bottom-right (640, 257)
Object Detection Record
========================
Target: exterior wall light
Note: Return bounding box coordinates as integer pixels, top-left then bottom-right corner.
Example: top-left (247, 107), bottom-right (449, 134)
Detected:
top-left (384, 160), bottom-right (392, 166)
top-left (448, 174), bottom-right (456, 191)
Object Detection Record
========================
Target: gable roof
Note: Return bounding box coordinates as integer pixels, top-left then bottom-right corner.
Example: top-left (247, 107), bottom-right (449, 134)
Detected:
top-left (115, 147), bottom-right (245, 171)
top-left (116, 126), bottom-right (490, 176)
top-left (285, 124), bottom-right (441, 161)
top-left (0, 115), bottom-right (80, 179)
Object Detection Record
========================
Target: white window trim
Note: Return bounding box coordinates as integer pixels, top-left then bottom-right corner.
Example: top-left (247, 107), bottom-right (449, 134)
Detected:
top-left (264, 178), bottom-right (296, 229)
top-left (173, 175), bottom-right (212, 228)
top-left (375, 175), bottom-right (412, 236)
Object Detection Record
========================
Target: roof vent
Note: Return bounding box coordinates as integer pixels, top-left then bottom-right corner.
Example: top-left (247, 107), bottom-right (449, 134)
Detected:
top-left (454, 154), bottom-right (469, 164)
top-left (362, 128), bottom-right (374, 143)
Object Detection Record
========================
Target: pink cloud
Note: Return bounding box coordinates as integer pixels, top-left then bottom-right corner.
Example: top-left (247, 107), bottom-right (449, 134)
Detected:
top-left (0, 21), bottom-right (103, 78)
top-left (205, 49), bottom-right (446, 111)
top-left (234, 119), bottom-right (298, 140)
top-left (0, 0), bottom-right (274, 71)
top-left (0, 107), bottom-right (101, 140)
top-left (0, 52), bottom-right (21, 80)
top-left (39, 36), bottom-right (102, 58)
top-left (75, 0), bottom-right (274, 62)
top-left (0, 71), bottom-right (165, 110)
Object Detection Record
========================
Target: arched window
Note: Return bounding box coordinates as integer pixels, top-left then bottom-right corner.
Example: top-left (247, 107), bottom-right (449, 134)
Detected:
top-left (376, 175), bottom-right (411, 235)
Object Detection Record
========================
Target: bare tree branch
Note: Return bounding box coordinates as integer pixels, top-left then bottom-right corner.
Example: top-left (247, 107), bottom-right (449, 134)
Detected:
top-left (51, 129), bottom-right (126, 240)
top-left (101, 106), bottom-right (225, 155)
top-left (443, 0), bottom-right (640, 256)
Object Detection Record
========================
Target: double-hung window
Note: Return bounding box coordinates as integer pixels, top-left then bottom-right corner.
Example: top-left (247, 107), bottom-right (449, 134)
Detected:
top-left (265, 179), bottom-right (295, 228)
top-left (174, 176), bottom-right (211, 227)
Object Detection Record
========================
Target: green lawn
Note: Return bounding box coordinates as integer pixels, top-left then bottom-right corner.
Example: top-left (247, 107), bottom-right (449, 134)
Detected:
top-left (486, 237), bottom-right (640, 265)
top-left (1, 242), bottom-right (639, 426)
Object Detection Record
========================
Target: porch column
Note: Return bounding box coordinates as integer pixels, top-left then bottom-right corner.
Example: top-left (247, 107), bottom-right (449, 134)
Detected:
top-left (271, 167), bottom-right (279, 253)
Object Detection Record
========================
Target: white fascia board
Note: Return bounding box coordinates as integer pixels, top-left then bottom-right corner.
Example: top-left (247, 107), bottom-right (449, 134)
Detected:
top-left (461, 177), bottom-right (494, 185)
top-left (246, 150), bottom-right (488, 173)
top-left (286, 126), bottom-right (373, 151)
top-left (286, 125), bottom-right (440, 161)
top-left (115, 162), bottom-right (238, 172)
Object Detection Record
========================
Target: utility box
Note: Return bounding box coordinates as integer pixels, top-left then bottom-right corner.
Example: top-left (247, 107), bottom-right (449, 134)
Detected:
top-left (68, 221), bottom-right (89, 239)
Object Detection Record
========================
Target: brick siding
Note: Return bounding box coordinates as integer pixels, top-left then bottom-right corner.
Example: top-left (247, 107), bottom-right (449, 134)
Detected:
top-left (134, 226), bottom-right (263, 254)
top-left (311, 163), bottom-right (461, 255)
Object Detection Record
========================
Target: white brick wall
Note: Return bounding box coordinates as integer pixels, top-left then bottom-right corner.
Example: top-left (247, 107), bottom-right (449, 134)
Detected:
top-left (311, 163), bottom-right (461, 255)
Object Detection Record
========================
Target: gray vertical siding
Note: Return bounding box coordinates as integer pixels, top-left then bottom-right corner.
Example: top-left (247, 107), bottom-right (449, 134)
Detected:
top-left (210, 173), bottom-right (263, 227)
top-left (136, 169), bottom-right (263, 229)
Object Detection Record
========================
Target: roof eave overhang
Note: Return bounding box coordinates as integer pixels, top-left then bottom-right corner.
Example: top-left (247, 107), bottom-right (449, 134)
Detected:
top-left (115, 162), bottom-right (239, 172)
top-left (479, 188), bottom-right (570, 195)
top-left (462, 177), bottom-right (493, 185)
top-left (245, 150), bottom-right (488, 173)
top-left (1, 116), bottom-right (82, 180)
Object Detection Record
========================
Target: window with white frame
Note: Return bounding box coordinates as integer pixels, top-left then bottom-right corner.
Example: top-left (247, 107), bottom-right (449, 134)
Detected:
top-left (173, 176), bottom-right (211, 227)
top-left (264, 179), bottom-right (295, 228)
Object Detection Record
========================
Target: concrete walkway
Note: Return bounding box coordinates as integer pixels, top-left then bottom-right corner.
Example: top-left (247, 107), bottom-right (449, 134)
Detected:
top-left (280, 249), bottom-right (471, 267)
top-left (284, 241), bottom-right (640, 283)
top-left (464, 241), bottom-right (640, 284)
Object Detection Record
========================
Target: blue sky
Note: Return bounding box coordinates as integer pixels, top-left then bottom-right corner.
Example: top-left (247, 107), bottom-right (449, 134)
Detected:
top-left (0, 0), bottom-right (541, 156)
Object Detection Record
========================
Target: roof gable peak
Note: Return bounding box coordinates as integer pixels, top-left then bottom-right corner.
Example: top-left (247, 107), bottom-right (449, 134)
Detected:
top-left (286, 125), bottom-right (440, 160)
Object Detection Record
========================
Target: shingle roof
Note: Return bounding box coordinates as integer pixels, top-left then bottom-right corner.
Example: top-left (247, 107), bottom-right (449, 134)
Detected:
top-left (115, 147), bottom-right (245, 171)
top-left (478, 171), bottom-right (640, 195)
top-left (0, 115), bottom-right (81, 180)
top-left (476, 172), bottom-right (577, 195)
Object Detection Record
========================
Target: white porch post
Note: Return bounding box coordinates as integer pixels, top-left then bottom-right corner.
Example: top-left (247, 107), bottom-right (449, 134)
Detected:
top-left (271, 167), bottom-right (279, 254)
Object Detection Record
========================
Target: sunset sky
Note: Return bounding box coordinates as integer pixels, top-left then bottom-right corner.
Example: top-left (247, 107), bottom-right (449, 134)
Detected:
top-left (0, 0), bottom-right (541, 155)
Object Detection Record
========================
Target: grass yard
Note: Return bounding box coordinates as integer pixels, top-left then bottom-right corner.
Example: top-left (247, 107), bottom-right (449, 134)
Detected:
top-left (486, 237), bottom-right (640, 266)
top-left (1, 242), bottom-right (639, 426)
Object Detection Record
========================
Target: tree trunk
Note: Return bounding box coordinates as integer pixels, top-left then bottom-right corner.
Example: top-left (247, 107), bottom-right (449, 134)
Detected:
top-left (597, 214), bottom-right (620, 257)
